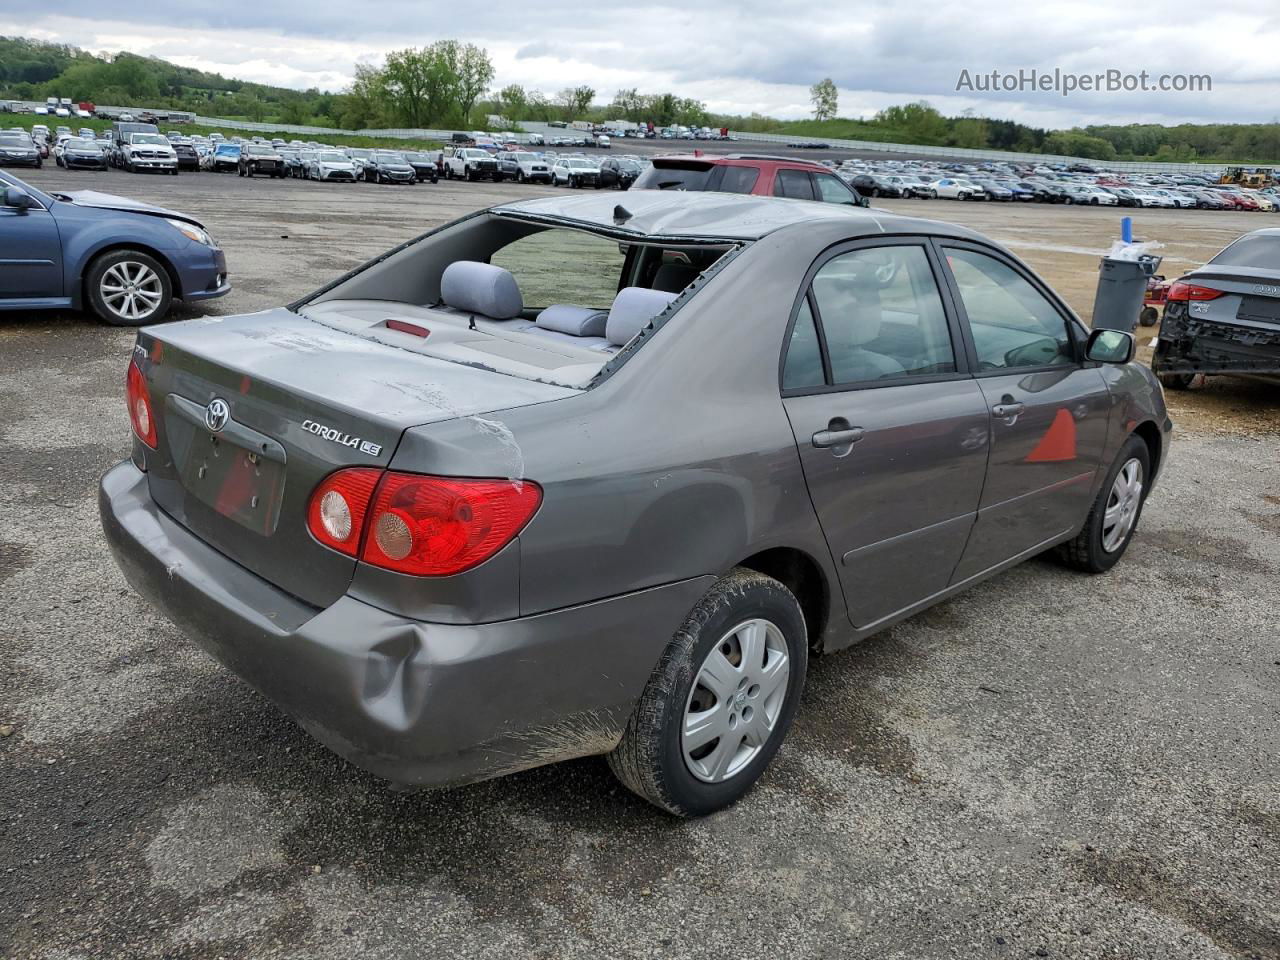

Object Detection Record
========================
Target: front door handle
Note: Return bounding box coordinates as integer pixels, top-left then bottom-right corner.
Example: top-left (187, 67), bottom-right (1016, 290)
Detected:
top-left (812, 426), bottom-right (865, 448)
top-left (991, 402), bottom-right (1025, 419)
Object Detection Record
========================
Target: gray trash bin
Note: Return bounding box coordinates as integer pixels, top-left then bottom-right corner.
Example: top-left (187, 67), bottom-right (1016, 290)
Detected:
top-left (1092, 254), bottom-right (1162, 333)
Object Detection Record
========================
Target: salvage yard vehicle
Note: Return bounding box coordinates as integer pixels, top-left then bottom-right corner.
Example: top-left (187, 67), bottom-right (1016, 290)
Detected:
top-left (929, 178), bottom-right (983, 200)
top-left (1153, 228), bottom-right (1280, 387)
top-left (402, 151), bottom-right (440, 183)
top-left (551, 156), bottom-right (601, 187)
top-left (99, 191), bottom-right (1170, 817)
top-left (598, 157), bottom-right (641, 189)
top-left (307, 150), bottom-right (359, 182)
top-left (635, 155), bottom-right (866, 208)
top-left (0, 129), bottom-right (42, 167)
top-left (120, 133), bottom-right (178, 175)
top-left (444, 147), bottom-right (499, 181)
top-left (495, 150), bottom-right (552, 184)
top-left (210, 142), bottom-right (241, 173)
top-left (0, 169), bottom-right (228, 324)
top-left (238, 143), bottom-right (285, 178)
top-left (363, 151), bottom-right (417, 184)
top-left (55, 137), bottom-right (108, 171)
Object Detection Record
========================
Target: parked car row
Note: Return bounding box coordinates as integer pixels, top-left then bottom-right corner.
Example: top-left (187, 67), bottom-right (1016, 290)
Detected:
top-left (828, 156), bottom-right (1280, 211)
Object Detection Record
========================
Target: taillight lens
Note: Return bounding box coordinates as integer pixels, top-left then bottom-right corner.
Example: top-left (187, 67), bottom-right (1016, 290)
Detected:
top-left (1166, 281), bottom-right (1225, 302)
top-left (126, 361), bottom-right (157, 448)
top-left (306, 471), bottom-right (542, 575)
top-left (362, 474), bottom-right (541, 576)
top-left (306, 467), bottom-right (381, 556)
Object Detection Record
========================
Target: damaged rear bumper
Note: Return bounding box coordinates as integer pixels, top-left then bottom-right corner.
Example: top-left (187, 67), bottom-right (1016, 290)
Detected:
top-left (99, 460), bottom-right (712, 789)
top-left (1154, 309), bottom-right (1280, 377)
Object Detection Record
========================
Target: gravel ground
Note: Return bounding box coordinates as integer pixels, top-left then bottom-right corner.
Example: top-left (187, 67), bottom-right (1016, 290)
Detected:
top-left (1, 168), bottom-right (1277, 960)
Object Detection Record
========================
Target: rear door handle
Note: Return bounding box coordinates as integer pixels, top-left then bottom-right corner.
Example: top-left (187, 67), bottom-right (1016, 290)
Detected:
top-left (991, 402), bottom-right (1025, 418)
top-left (812, 427), bottom-right (865, 448)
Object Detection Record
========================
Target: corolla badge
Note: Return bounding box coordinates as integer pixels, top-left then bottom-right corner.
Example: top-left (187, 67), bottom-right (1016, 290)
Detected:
top-left (205, 397), bottom-right (230, 433)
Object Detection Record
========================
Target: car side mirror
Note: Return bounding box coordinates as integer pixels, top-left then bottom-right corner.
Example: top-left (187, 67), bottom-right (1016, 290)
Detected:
top-left (3, 187), bottom-right (32, 212)
top-left (1085, 328), bottom-right (1135, 364)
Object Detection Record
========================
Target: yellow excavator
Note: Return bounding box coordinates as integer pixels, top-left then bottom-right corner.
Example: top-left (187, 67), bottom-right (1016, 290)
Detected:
top-left (1219, 167), bottom-right (1274, 188)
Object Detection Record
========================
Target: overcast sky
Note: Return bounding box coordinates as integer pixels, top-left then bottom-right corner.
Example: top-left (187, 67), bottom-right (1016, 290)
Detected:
top-left (9, 4), bottom-right (1280, 127)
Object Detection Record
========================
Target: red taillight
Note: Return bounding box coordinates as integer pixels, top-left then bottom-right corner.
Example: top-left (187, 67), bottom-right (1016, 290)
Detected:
top-left (362, 474), bottom-right (541, 576)
top-left (126, 361), bottom-right (157, 448)
top-left (307, 470), bottom-right (542, 575)
top-left (1166, 281), bottom-right (1225, 302)
top-left (306, 467), bottom-right (381, 556)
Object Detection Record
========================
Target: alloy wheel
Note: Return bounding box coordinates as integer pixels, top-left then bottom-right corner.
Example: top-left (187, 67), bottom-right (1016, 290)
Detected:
top-left (1102, 458), bottom-right (1144, 553)
top-left (682, 619), bottom-right (790, 783)
top-left (100, 261), bottom-right (164, 322)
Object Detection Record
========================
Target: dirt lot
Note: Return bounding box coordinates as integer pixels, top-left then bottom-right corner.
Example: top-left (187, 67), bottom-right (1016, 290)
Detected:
top-left (1, 168), bottom-right (1277, 960)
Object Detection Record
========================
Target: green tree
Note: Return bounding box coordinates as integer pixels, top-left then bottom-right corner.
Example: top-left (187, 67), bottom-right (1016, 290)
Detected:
top-left (496, 83), bottom-right (528, 119)
top-left (810, 77), bottom-right (838, 122)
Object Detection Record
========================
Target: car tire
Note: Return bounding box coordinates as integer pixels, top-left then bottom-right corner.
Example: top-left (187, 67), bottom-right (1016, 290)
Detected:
top-left (607, 567), bottom-right (809, 817)
top-left (1054, 434), bottom-right (1151, 574)
top-left (927, 189), bottom-right (936, 199)
top-left (1157, 371), bottom-right (1196, 390)
top-left (1139, 307), bottom-right (1160, 327)
top-left (84, 249), bottom-right (173, 327)
top-left (517, 170), bottom-right (525, 183)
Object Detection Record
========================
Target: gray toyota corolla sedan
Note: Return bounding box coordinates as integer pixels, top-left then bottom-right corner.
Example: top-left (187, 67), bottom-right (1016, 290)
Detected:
top-left (100, 192), bottom-right (1172, 816)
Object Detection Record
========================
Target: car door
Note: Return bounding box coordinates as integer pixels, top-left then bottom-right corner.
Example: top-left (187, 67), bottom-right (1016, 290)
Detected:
top-left (0, 187), bottom-right (62, 302)
top-left (780, 239), bottom-right (991, 629)
top-left (937, 241), bottom-right (1112, 581)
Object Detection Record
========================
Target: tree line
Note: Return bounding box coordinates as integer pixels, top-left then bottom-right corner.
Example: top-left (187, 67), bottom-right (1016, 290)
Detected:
top-left (3, 37), bottom-right (1278, 162)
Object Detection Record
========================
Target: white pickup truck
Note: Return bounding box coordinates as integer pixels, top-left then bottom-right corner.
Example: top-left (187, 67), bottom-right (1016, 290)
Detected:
top-left (443, 147), bottom-right (499, 181)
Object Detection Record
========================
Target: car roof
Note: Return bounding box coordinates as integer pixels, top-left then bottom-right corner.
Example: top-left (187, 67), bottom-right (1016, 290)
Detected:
top-left (492, 191), bottom-right (986, 243)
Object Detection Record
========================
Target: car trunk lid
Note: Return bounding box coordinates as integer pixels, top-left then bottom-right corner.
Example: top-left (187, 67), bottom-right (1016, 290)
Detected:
top-left (136, 307), bottom-right (574, 608)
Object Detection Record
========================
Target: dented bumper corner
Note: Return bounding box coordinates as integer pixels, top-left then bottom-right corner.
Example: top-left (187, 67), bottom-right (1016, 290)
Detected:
top-left (99, 459), bottom-right (713, 788)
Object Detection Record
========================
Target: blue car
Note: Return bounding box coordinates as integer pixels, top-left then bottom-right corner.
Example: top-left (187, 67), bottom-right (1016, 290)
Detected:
top-left (0, 170), bottom-right (229, 325)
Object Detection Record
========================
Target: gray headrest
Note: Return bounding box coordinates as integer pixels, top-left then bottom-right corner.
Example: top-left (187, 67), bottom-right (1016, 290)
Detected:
top-left (606, 287), bottom-right (678, 346)
top-left (440, 261), bottom-right (523, 320)
top-left (536, 304), bottom-right (608, 337)
top-left (652, 263), bottom-right (698, 293)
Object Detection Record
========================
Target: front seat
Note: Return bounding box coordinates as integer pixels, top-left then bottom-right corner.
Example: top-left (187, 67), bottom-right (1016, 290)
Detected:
top-left (814, 272), bottom-right (905, 382)
top-left (651, 263), bottom-right (698, 293)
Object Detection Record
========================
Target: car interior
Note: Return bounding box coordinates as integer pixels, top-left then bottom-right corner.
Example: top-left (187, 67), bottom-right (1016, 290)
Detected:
top-left (298, 217), bottom-right (736, 387)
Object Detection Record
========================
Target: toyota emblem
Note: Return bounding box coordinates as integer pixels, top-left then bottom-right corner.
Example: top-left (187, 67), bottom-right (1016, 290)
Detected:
top-left (205, 398), bottom-right (230, 433)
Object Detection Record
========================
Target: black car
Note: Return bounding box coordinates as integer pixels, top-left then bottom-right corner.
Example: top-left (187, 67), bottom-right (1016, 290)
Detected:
top-left (277, 149), bottom-right (306, 178)
top-left (364, 151), bottom-right (417, 184)
top-left (401, 151), bottom-right (439, 183)
top-left (0, 132), bottom-right (42, 168)
top-left (849, 174), bottom-right (903, 199)
top-left (58, 138), bottom-right (108, 171)
top-left (238, 144), bottom-right (285, 178)
top-left (173, 142), bottom-right (200, 171)
top-left (598, 157), bottom-right (641, 190)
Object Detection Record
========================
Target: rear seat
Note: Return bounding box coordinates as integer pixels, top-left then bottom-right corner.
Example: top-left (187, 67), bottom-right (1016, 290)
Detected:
top-left (527, 287), bottom-right (678, 354)
top-left (439, 260), bottom-right (536, 331)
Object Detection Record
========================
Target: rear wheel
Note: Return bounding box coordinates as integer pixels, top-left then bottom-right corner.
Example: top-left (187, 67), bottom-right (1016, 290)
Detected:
top-left (1157, 371), bottom-right (1196, 390)
top-left (1055, 434), bottom-right (1151, 573)
top-left (1139, 307), bottom-right (1159, 327)
top-left (608, 568), bottom-right (808, 816)
top-left (84, 250), bottom-right (173, 327)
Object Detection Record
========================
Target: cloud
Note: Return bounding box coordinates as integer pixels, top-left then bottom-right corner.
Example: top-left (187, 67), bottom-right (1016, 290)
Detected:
top-left (6, 2), bottom-right (1279, 126)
